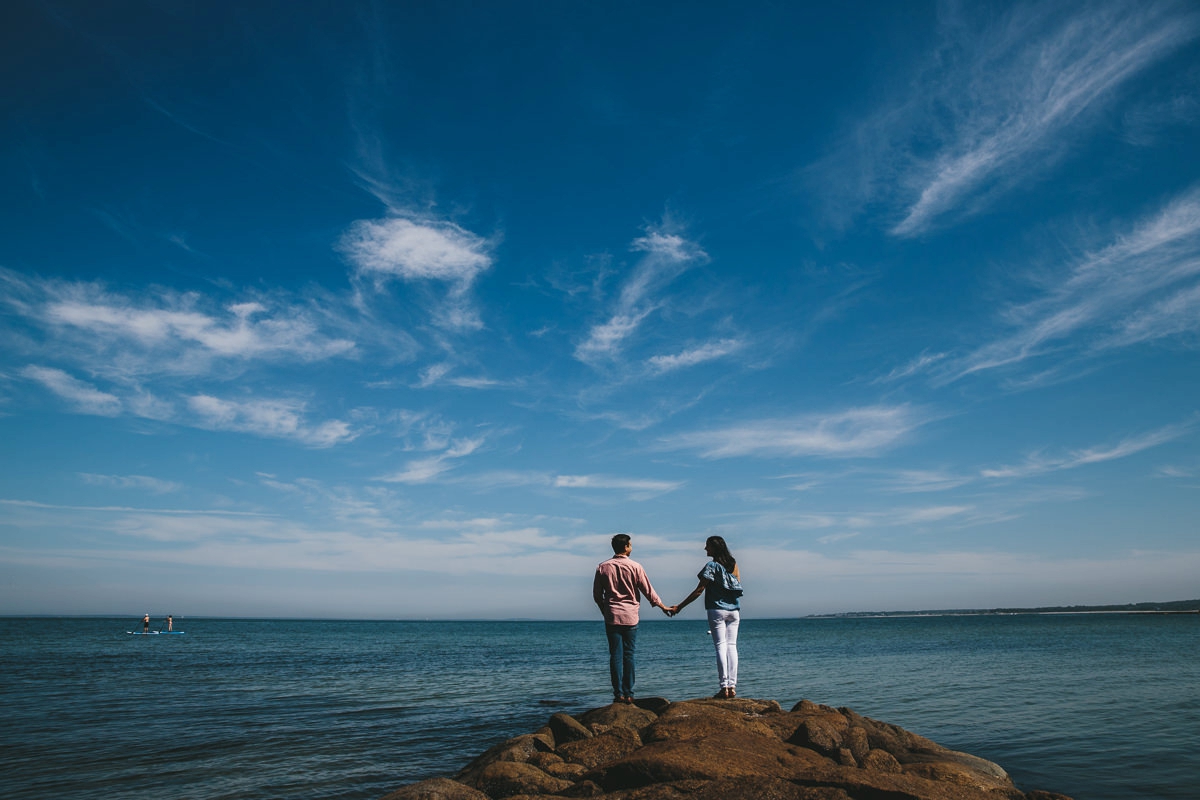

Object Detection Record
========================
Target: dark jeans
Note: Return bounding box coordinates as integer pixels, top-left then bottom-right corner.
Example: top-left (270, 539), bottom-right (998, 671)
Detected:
top-left (605, 623), bottom-right (638, 698)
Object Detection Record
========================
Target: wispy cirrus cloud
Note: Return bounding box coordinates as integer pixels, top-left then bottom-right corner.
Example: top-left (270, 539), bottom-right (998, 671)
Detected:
top-left (879, 469), bottom-right (974, 494)
top-left (575, 224), bottom-right (708, 366)
top-left (554, 474), bottom-right (683, 496)
top-left (187, 394), bottom-right (358, 447)
top-left (340, 215), bottom-right (495, 330)
top-left (813, 2), bottom-right (1199, 237)
top-left (648, 338), bottom-right (744, 374)
top-left (956, 186), bottom-right (1200, 379)
top-left (22, 365), bottom-right (121, 416)
top-left (981, 420), bottom-right (1192, 479)
top-left (376, 436), bottom-right (484, 484)
top-left (1, 269), bottom-right (356, 380)
top-left (893, 2), bottom-right (1199, 237)
top-left (657, 404), bottom-right (926, 459)
top-left (79, 473), bottom-right (181, 494)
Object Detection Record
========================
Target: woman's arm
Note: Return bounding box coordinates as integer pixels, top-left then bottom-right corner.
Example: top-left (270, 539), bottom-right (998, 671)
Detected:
top-left (672, 579), bottom-right (709, 614)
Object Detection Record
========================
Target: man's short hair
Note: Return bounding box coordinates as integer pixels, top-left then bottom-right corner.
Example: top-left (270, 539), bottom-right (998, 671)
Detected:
top-left (611, 533), bottom-right (631, 554)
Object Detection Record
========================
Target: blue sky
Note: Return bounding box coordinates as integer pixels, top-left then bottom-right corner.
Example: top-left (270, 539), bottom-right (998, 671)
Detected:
top-left (2, 1), bottom-right (1198, 619)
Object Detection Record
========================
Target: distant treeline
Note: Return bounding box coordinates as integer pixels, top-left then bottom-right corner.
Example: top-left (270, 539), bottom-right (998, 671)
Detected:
top-left (812, 599), bottom-right (1200, 618)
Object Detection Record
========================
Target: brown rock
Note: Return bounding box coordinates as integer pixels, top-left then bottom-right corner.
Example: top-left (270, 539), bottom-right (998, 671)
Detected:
top-left (559, 779), bottom-right (605, 796)
top-left (790, 718), bottom-right (845, 756)
top-left (454, 733), bottom-right (548, 787)
top-left (579, 703), bottom-right (659, 732)
top-left (860, 748), bottom-right (902, 773)
top-left (630, 696), bottom-right (672, 715)
top-left (462, 760), bottom-right (572, 798)
top-left (586, 730), bottom-right (833, 790)
top-left (525, 751), bottom-right (563, 770)
top-left (549, 712), bottom-right (594, 744)
top-left (843, 726), bottom-right (870, 761)
top-left (594, 782), bottom-right (701, 800)
top-left (378, 777), bottom-right (490, 800)
top-left (559, 727), bottom-right (644, 770)
top-left (383, 697), bottom-right (1072, 800)
top-left (543, 760), bottom-right (588, 780)
top-left (640, 701), bottom-right (779, 744)
top-left (688, 777), bottom-right (851, 800)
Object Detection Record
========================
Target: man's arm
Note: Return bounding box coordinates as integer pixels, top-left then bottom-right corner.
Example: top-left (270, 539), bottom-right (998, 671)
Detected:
top-left (593, 569), bottom-right (609, 616)
top-left (636, 564), bottom-right (666, 609)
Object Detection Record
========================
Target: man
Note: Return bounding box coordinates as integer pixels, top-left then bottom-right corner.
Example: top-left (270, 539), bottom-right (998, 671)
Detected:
top-left (593, 533), bottom-right (669, 704)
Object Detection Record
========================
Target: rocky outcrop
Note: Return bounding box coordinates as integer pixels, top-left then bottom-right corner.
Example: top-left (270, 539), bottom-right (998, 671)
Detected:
top-left (380, 697), bottom-right (1074, 800)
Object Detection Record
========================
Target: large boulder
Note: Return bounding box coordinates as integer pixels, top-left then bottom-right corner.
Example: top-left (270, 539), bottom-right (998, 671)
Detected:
top-left (460, 760), bottom-right (573, 798)
top-left (559, 726), bottom-right (644, 770)
top-left (379, 777), bottom-right (490, 800)
top-left (455, 733), bottom-right (554, 787)
top-left (549, 712), bottom-right (595, 744)
top-left (381, 697), bottom-right (1073, 800)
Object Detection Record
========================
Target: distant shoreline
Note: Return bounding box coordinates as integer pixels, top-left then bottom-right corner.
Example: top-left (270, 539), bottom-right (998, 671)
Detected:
top-left (807, 599), bottom-right (1200, 619)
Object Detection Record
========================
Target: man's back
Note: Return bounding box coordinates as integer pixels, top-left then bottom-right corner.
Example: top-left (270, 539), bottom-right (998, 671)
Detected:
top-left (594, 554), bottom-right (662, 626)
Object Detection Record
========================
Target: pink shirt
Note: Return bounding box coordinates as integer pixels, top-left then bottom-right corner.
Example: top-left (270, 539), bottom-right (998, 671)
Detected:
top-left (593, 554), bottom-right (663, 626)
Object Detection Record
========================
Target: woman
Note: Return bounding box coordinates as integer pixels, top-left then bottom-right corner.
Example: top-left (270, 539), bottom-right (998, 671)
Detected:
top-left (668, 536), bottom-right (742, 698)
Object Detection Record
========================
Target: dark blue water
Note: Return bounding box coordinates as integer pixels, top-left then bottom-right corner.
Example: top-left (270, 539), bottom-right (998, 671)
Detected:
top-left (0, 614), bottom-right (1196, 799)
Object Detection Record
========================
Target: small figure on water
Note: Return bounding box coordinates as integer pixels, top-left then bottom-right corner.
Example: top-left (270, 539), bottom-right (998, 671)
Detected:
top-left (593, 533), bottom-right (671, 705)
top-left (166, 615), bottom-right (173, 632)
top-left (667, 536), bottom-right (743, 698)
top-left (142, 612), bottom-right (150, 633)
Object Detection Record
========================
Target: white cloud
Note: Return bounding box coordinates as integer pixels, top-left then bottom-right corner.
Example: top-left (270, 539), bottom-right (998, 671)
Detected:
top-left (875, 351), bottom-right (947, 384)
top-left (186, 394), bottom-right (357, 447)
top-left (630, 230), bottom-right (707, 262)
top-left (880, 469), bottom-right (973, 494)
top-left (1103, 280), bottom-right (1200, 348)
top-left (2, 270), bottom-right (357, 381)
top-left (658, 405), bottom-right (925, 459)
top-left (575, 311), bottom-right (653, 364)
top-left (575, 222), bottom-right (708, 365)
top-left (817, 532), bottom-right (860, 545)
top-left (78, 473), bottom-right (181, 494)
top-left (376, 436), bottom-right (484, 483)
top-left (890, 3), bottom-right (1199, 237)
top-left (554, 474), bottom-right (683, 495)
top-left (892, 505), bottom-right (972, 524)
top-left (340, 216), bottom-right (494, 330)
top-left (46, 295), bottom-right (355, 361)
top-left (341, 217), bottom-right (493, 284)
top-left (648, 338), bottom-right (744, 373)
top-left (22, 365), bottom-right (121, 416)
top-left (810, 3), bottom-right (1199, 237)
top-left (955, 187), bottom-right (1200, 378)
top-left (981, 421), bottom-right (1191, 478)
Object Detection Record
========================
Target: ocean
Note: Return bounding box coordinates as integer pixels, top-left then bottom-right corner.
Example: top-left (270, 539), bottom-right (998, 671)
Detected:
top-left (1, 614), bottom-right (1196, 799)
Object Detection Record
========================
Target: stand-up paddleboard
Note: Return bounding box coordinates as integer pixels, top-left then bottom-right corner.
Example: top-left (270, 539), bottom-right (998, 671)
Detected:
top-left (125, 631), bottom-right (186, 635)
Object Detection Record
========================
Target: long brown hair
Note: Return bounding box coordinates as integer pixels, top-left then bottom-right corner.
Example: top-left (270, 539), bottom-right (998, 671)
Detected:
top-left (706, 535), bottom-right (736, 572)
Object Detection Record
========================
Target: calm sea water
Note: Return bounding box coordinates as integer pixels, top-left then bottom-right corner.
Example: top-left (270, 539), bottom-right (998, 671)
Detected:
top-left (1, 614), bottom-right (1196, 800)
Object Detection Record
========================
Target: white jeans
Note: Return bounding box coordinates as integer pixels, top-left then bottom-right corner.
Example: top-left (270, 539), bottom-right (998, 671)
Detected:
top-left (707, 609), bottom-right (740, 688)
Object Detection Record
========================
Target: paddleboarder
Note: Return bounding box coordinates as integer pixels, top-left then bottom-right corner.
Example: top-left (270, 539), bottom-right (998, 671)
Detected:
top-left (142, 613), bottom-right (150, 633)
top-left (166, 615), bottom-right (173, 632)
